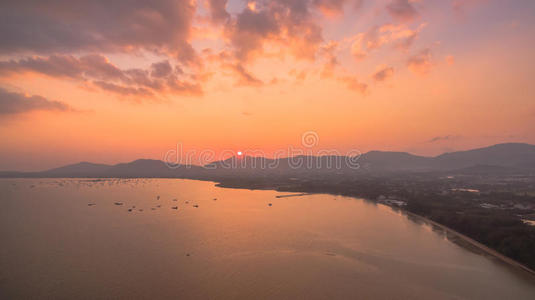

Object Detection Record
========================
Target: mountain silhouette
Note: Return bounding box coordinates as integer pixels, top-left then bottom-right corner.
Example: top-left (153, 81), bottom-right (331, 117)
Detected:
top-left (2, 143), bottom-right (535, 178)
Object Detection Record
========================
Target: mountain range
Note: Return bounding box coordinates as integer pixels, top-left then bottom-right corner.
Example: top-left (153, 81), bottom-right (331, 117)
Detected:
top-left (2, 143), bottom-right (535, 178)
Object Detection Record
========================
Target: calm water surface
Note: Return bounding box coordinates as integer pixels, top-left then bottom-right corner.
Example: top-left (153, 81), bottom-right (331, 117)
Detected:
top-left (1, 178), bottom-right (535, 299)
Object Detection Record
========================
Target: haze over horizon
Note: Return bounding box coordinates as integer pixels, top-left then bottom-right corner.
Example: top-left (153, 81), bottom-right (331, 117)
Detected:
top-left (3, 142), bottom-right (534, 174)
top-left (1, 0), bottom-right (535, 171)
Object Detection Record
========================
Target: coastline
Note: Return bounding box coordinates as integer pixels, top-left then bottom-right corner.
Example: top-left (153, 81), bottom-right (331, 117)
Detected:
top-left (402, 210), bottom-right (535, 277)
top-left (3, 176), bottom-right (535, 277)
top-left (213, 179), bottom-right (535, 277)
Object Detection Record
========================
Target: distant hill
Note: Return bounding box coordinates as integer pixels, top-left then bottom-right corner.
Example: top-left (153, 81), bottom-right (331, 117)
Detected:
top-left (432, 143), bottom-right (535, 170)
top-left (43, 162), bottom-right (112, 177)
top-left (0, 159), bottom-right (207, 178)
top-left (2, 143), bottom-right (535, 178)
top-left (205, 143), bottom-right (535, 174)
top-left (103, 159), bottom-right (200, 177)
top-left (359, 151), bottom-right (432, 171)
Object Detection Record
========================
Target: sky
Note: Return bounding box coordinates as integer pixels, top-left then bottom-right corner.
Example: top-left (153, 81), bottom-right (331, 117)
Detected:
top-left (1, 0), bottom-right (535, 171)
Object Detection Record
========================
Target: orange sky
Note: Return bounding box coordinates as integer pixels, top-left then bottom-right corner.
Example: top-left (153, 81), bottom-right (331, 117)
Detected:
top-left (1, 0), bottom-right (535, 170)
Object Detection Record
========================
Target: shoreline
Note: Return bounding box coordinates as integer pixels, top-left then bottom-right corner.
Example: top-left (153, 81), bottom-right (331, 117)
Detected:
top-left (213, 180), bottom-right (535, 277)
top-left (401, 210), bottom-right (535, 277)
top-left (275, 193), bottom-right (311, 198)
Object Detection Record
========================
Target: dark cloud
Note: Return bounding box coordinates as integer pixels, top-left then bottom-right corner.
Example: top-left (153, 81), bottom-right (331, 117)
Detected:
top-left (150, 60), bottom-right (173, 78)
top-left (0, 54), bottom-right (126, 82)
top-left (229, 7), bottom-right (281, 61)
top-left (1, 55), bottom-right (83, 79)
top-left (0, 87), bottom-right (73, 115)
top-left (427, 135), bottom-right (461, 143)
top-left (372, 66), bottom-right (394, 82)
top-left (92, 81), bottom-right (154, 98)
top-left (226, 0), bottom-right (324, 62)
top-left (166, 78), bottom-right (203, 94)
top-left (0, 0), bottom-right (384, 96)
top-left (79, 55), bottom-right (128, 81)
top-left (386, 0), bottom-right (419, 22)
top-left (204, 1), bottom-right (338, 86)
top-left (0, 0), bottom-right (197, 63)
top-left (237, 8), bottom-right (280, 36)
top-left (207, 0), bottom-right (231, 24)
top-left (0, 55), bottom-right (202, 98)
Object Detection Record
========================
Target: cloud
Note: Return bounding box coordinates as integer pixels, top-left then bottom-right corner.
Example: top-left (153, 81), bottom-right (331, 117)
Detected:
top-left (387, 23), bottom-right (427, 50)
top-left (0, 54), bottom-right (126, 81)
top-left (313, 0), bottom-right (361, 16)
top-left (0, 55), bottom-right (202, 99)
top-left (319, 41), bottom-right (340, 78)
top-left (386, 0), bottom-right (419, 22)
top-left (92, 81), bottom-right (154, 98)
top-left (0, 0), bottom-right (197, 63)
top-left (372, 65), bottom-right (395, 82)
top-left (338, 76), bottom-right (368, 94)
top-left (0, 87), bottom-right (74, 115)
top-left (209, 1), bottom-right (359, 85)
top-left (351, 23), bottom-right (424, 60)
top-left (407, 48), bottom-right (432, 75)
top-left (166, 78), bottom-right (203, 95)
top-left (151, 60), bottom-right (174, 78)
top-left (207, 0), bottom-right (231, 24)
top-left (427, 135), bottom-right (461, 143)
top-left (350, 35), bottom-right (368, 60)
top-left (0, 0), bottom-right (436, 98)
top-left (229, 6), bottom-right (280, 61)
top-left (226, 0), bottom-right (324, 63)
top-left (230, 64), bottom-right (263, 86)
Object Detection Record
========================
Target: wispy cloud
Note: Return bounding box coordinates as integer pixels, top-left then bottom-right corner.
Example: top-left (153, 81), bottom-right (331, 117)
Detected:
top-left (372, 65), bottom-right (395, 82)
top-left (0, 87), bottom-right (75, 115)
top-left (0, 55), bottom-right (202, 100)
top-left (338, 76), bottom-right (368, 94)
top-left (407, 48), bottom-right (433, 75)
top-left (351, 23), bottom-right (425, 60)
top-left (427, 135), bottom-right (461, 143)
top-left (230, 63), bottom-right (263, 86)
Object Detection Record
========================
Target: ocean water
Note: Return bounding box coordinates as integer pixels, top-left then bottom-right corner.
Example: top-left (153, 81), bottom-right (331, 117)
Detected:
top-left (1, 178), bottom-right (535, 299)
